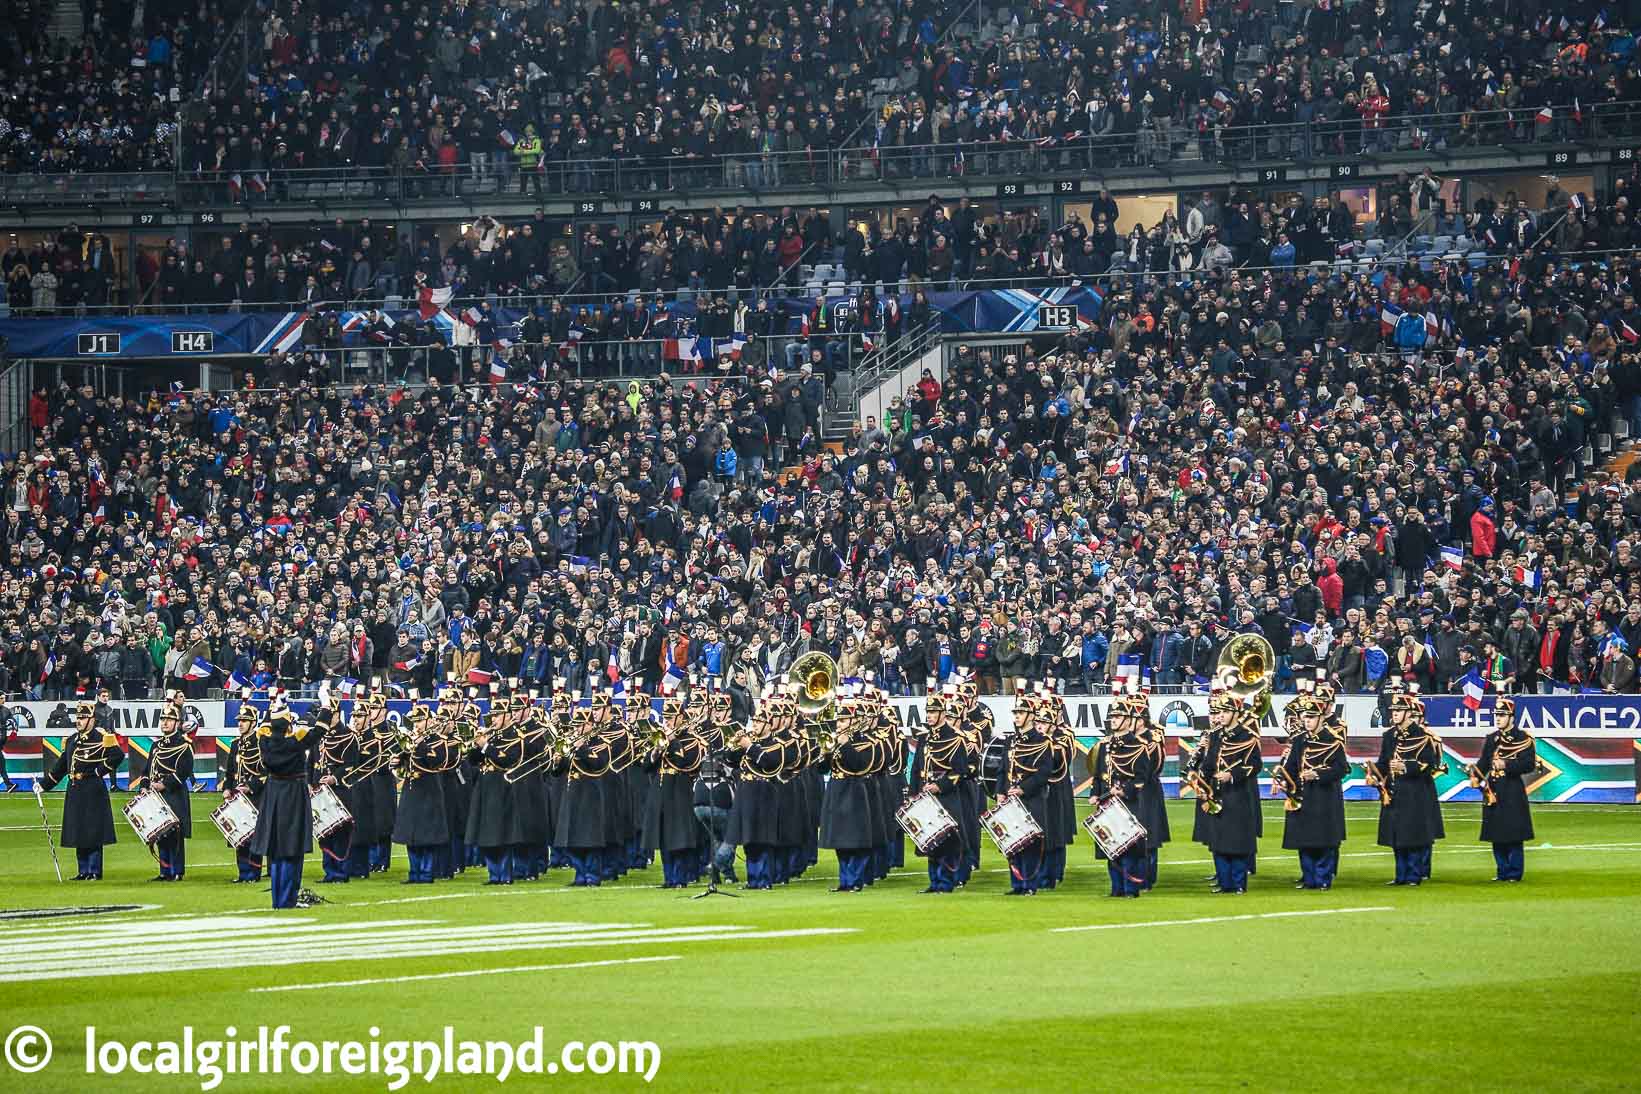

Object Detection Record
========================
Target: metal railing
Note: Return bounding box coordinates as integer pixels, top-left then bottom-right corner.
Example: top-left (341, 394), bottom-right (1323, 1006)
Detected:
top-left (3, 101), bottom-right (1639, 211)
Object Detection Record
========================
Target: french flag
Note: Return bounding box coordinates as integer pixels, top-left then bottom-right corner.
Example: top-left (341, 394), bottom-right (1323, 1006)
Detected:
top-left (393, 654), bottom-right (422, 672)
top-left (488, 352), bottom-right (508, 385)
top-left (1379, 303), bottom-right (1403, 337)
top-left (1440, 544), bottom-right (1464, 571)
top-left (417, 284), bottom-right (455, 320)
top-left (1461, 668), bottom-right (1486, 711)
top-left (1113, 654), bottom-right (1141, 685)
top-left (660, 665), bottom-right (686, 696)
top-left (605, 650), bottom-right (622, 683)
top-left (1104, 453), bottom-right (1129, 477)
top-left (183, 657), bottom-right (217, 681)
top-left (1511, 566), bottom-right (1540, 590)
top-left (1621, 320), bottom-right (1640, 344)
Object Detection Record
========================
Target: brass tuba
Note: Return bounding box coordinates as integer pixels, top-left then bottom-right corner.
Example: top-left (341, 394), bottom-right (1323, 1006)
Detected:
top-left (787, 651), bottom-right (839, 718)
top-left (1216, 633), bottom-right (1275, 719)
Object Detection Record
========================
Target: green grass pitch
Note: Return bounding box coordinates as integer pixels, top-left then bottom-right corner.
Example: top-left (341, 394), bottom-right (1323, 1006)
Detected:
top-left (2, 796), bottom-right (1638, 1092)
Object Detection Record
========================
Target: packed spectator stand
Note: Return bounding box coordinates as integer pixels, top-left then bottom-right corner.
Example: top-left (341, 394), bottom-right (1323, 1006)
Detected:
top-left (5, 0), bottom-right (1641, 704)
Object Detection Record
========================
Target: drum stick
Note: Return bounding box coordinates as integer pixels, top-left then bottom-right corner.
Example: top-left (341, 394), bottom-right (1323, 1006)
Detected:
top-left (33, 785), bottom-right (63, 883)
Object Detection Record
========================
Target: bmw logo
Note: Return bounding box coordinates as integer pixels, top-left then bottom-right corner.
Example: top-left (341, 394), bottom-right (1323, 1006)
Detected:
top-left (1157, 700), bottom-right (1195, 735)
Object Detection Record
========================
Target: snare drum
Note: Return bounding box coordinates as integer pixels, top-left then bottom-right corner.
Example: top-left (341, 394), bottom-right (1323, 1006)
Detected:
top-left (310, 784), bottom-right (354, 839)
top-left (980, 796), bottom-right (1043, 857)
top-left (210, 791), bottom-right (260, 849)
top-left (894, 791), bottom-right (958, 854)
top-left (123, 789), bottom-right (180, 844)
top-left (1083, 794), bottom-right (1147, 859)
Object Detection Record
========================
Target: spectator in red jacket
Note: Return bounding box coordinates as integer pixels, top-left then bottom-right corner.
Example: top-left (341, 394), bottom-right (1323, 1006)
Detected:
top-left (1471, 498), bottom-right (1498, 559)
top-left (1317, 557), bottom-right (1344, 618)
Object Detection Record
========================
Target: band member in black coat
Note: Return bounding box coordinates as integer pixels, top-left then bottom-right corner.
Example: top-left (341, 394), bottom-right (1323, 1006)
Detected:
top-left (642, 696), bottom-right (710, 888)
top-left (594, 695), bottom-right (635, 883)
top-left (1280, 692), bottom-right (1350, 890)
top-left (725, 695), bottom-right (787, 889)
top-left (249, 697), bottom-right (321, 908)
top-left (364, 693), bottom-right (399, 873)
top-left (39, 701), bottom-right (124, 880)
top-left (442, 698), bottom-right (478, 878)
top-left (557, 702), bottom-right (613, 887)
top-left (1206, 703), bottom-right (1263, 894)
top-left (1041, 690), bottom-right (1077, 890)
top-left (393, 703), bottom-right (459, 884)
top-left (342, 696), bottom-right (382, 880)
top-left (871, 704), bottom-right (904, 882)
top-left (819, 689), bottom-right (881, 892)
top-left (996, 699), bottom-right (1051, 895)
top-left (468, 700), bottom-right (524, 885)
top-left (1476, 697), bottom-right (1537, 882)
top-left (504, 691), bottom-right (551, 881)
top-left (1088, 695), bottom-right (1156, 898)
top-left (1373, 686), bottom-right (1447, 886)
top-left (132, 706), bottom-right (194, 881)
top-left (0, 697), bottom-right (17, 790)
top-left (311, 698), bottom-right (357, 883)
top-left (909, 691), bottom-right (972, 893)
top-left (956, 681), bottom-right (987, 883)
top-left (1133, 699), bottom-right (1171, 889)
top-left (221, 704), bottom-right (266, 882)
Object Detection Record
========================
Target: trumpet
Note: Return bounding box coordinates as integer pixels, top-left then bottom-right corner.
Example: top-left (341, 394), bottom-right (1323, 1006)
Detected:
top-left (1273, 764), bottom-right (1303, 812)
top-left (1362, 760), bottom-right (1392, 806)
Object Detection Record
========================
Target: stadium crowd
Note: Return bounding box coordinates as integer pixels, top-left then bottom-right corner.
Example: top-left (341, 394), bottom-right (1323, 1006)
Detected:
top-left (9, 165), bottom-right (1641, 702)
top-left (1, 164), bottom-right (1621, 319)
top-left (2, 0), bottom-right (1637, 184)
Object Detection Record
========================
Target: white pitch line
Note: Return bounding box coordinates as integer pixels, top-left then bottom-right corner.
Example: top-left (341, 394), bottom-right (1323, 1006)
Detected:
top-left (14, 922), bottom-right (660, 968)
top-left (1051, 906), bottom-right (1395, 934)
top-left (250, 955), bottom-right (685, 993)
top-left (2, 927), bottom-right (857, 983)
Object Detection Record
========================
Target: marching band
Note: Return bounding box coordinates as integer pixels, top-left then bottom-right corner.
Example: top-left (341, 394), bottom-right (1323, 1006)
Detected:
top-left (26, 648), bottom-right (1547, 906)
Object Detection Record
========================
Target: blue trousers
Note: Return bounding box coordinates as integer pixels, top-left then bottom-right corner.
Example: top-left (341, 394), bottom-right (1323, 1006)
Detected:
top-left (1008, 840), bottom-right (1044, 893)
top-left (888, 837), bottom-right (904, 869)
top-left (346, 842), bottom-right (371, 879)
top-left (448, 839), bottom-right (466, 873)
top-left (1044, 844), bottom-right (1067, 887)
top-left (236, 847), bottom-right (264, 882)
top-left (510, 845), bottom-right (538, 881)
top-left (1143, 848), bottom-right (1159, 890)
top-left (567, 848), bottom-right (602, 886)
top-left (156, 831), bottom-right (186, 879)
top-left (1299, 847), bottom-right (1340, 888)
top-left (76, 848), bottom-right (104, 878)
top-left (1213, 853), bottom-right (1250, 893)
top-left (481, 846), bottom-right (512, 884)
top-left (601, 844), bottom-right (624, 881)
top-left (1492, 841), bottom-right (1524, 881)
top-left (744, 844), bottom-right (774, 889)
top-left (405, 845), bottom-right (436, 883)
top-left (927, 848), bottom-right (961, 892)
top-left (660, 849), bottom-right (700, 886)
top-left (320, 831), bottom-right (352, 881)
top-left (469, 844), bottom-right (486, 868)
top-left (270, 855), bottom-right (303, 908)
top-left (370, 839), bottom-right (390, 872)
top-left (1107, 847), bottom-right (1145, 896)
top-left (836, 849), bottom-right (870, 890)
top-left (1394, 844), bottom-right (1433, 884)
top-left (789, 844), bottom-right (808, 880)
